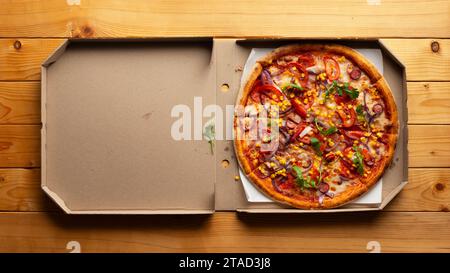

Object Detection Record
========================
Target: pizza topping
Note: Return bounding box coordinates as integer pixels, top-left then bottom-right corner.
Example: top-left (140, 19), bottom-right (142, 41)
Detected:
top-left (372, 103), bottom-right (384, 115)
top-left (324, 56), bottom-right (340, 81)
top-left (337, 107), bottom-right (356, 128)
top-left (352, 146), bottom-right (365, 175)
top-left (239, 48), bottom-right (396, 207)
top-left (299, 126), bottom-right (313, 139)
top-left (325, 81), bottom-right (359, 100)
top-left (283, 83), bottom-right (304, 92)
top-left (310, 137), bottom-right (322, 155)
top-left (291, 98), bottom-right (308, 118)
top-left (347, 64), bottom-right (361, 80)
top-left (292, 165), bottom-right (317, 189)
top-left (315, 118), bottom-right (337, 136)
top-left (285, 62), bottom-right (309, 88)
top-left (318, 182), bottom-right (330, 194)
top-left (296, 53), bottom-right (316, 67)
top-left (253, 84), bottom-right (285, 102)
top-left (287, 112), bottom-right (302, 124)
top-left (261, 69), bottom-right (275, 86)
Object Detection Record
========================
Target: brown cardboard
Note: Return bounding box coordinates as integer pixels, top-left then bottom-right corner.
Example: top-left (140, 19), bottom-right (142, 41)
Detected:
top-left (42, 38), bottom-right (408, 214)
top-left (42, 39), bottom-right (216, 214)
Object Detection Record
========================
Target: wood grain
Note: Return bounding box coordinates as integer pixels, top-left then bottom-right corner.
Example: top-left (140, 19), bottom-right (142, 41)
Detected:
top-left (409, 125), bottom-right (450, 167)
top-left (0, 125), bottom-right (40, 167)
top-left (408, 82), bottom-right (450, 124)
top-left (0, 39), bottom-right (64, 81)
top-left (0, 167), bottom-right (448, 212)
top-left (0, 169), bottom-right (54, 211)
top-left (0, 82), bottom-right (40, 124)
top-left (381, 39), bottom-right (450, 81)
top-left (0, 212), bottom-right (448, 252)
top-left (0, 0), bottom-right (449, 38)
top-left (0, 0), bottom-right (449, 254)
top-left (386, 168), bottom-right (450, 212)
top-left (0, 38), bottom-right (449, 82)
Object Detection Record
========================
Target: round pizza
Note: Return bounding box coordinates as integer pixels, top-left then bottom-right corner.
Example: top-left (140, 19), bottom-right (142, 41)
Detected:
top-left (234, 44), bottom-right (399, 209)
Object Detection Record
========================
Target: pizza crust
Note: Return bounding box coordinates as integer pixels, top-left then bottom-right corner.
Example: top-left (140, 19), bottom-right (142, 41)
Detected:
top-left (233, 63), bottom-right (262, 175)
top-left (234, 44), bottom-right (399, 209)
top-left (257, 44), bottom-right (383, 83)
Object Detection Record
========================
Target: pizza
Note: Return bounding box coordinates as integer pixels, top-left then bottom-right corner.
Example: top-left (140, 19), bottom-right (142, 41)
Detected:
top-left (234, 44), bottom-right (399, 209)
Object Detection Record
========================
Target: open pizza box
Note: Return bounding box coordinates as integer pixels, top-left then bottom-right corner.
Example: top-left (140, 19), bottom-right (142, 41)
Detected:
top-left (41, 38), bottom-right (408, 214)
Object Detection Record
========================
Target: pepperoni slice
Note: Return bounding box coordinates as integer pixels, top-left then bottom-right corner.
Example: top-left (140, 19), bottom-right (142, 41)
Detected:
top-left (350, 67), bottom-right (361, 80)
top-left (318, 182), bottom-right (330, 194)
top-left (373, 103), bottom-right (384, 115)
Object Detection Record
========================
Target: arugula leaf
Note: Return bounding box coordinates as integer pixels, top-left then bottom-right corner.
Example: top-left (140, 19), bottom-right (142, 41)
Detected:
top-left (353, 146), bottom-right (364, 175)
top-left (356, 104), bottom-right (364, 115)
top-left (323, 127), bottom-right (338, 135)
top-left (314, 118), bottom-right (337, 136)
top-left (325, 81), bottom-right (338, 97)
top-left (203, 118), bottom-right (215, 155)
top-left (292, 166), bottom-right (303, 184)
top-left (282, 83), bottom-right (304, 91)
top-left (310, 137), bottom-right (322, 155)
top-left (344, 87), bottom-right (360, 99)
top-left (292, 165), bottom-right (316, 189)
top-left (325, 81), bottom-right (359, 99)
top-left (318, 162), bottom-right (323, 185)
top-left (355, 104), bottom-right (367, 125)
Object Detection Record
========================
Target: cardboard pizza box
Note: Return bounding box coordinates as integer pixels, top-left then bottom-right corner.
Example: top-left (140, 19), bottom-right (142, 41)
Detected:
top-left (41, 38), bottom-right (408, 214)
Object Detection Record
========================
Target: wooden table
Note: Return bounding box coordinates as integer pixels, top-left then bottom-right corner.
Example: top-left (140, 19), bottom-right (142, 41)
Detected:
top-left (0, 0), bottom-right (449, 253)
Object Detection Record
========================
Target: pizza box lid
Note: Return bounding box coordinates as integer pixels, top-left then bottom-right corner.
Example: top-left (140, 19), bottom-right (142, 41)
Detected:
top-left (41, 39), bottom-right (216, 214)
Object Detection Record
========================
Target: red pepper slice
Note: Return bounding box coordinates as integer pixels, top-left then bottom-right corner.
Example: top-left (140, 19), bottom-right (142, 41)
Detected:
top-left (345, 130), bottom-right (365, 139)
top-left (297, 53), bottom-right (315, 67)
top-left (254, 84), bottom-right (284, 102)
top-left (286, 62), bottom-right (309, 88)
top-left (309, 167), bottom-right (320, 181)
top-left (361, 148), bottom-right (372, 162)
top-left (291, 99), bottom-right (308, 118)
top-left (291, 123), bottom-right (306, 140)
top-left (339, 161), bottom-right (357, 179)
top-left (279, 174), bottom-right (295, 190)
top-left (337, 108), bottom-right (356, 128)
top-left (324, 56), bottom-right (340, 81)
top-left (249, 80), bottom-right (263, 103)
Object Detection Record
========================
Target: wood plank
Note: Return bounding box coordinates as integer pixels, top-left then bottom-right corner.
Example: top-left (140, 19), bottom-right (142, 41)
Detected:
top-left (407, 82), bottom-right (450, 124)
top-left (0, 0), bottom-right (449, 38)
top-left (0, 167), bottom-right (448, 212)
top-left (381, 39), bottom-right (450, 81)
top-left (409, 125), bottom-right (450, 167)
top-left (0, 82), bottom-right (40, 124)
top-left (0, 38), bottom-right (449, 82)
top-left (0, 212), bottom-right (448, 252)
top-left (0, 124), bottom-right (447, 199)
top-left (0, 125), bottom-right (40, 167)
top-left (385, 168), bottom-right (450, 212)
top-left (0, 39), bottom-right (64, 80)
top-left (0, 169), bottom-right (54, 211)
